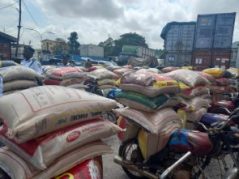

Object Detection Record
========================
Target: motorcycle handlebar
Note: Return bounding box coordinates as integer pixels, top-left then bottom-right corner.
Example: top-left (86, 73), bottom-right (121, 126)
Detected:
top-left (197, 113), bottom-right (239, 133)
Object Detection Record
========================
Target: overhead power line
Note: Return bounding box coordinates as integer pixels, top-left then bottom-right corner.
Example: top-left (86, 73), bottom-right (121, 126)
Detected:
top-left (22, 0), bottom-right (39, 27)
top-left (0, 3), bottom-right (16, 10)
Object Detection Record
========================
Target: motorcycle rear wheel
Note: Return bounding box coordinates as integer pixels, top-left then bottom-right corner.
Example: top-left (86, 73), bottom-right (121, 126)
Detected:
top-left (118, 140), bottom-right (147, 179)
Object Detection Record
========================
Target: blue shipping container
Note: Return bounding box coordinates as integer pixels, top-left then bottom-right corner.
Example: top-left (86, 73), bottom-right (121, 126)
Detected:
top-left (213, 13), bottom-right (236, 48)
top-left (161, 22), bottom-right (196, 51)
top-left (194, 12), bottom-right (236, 49)
top-left (194, 14), bottom-right (216, 49)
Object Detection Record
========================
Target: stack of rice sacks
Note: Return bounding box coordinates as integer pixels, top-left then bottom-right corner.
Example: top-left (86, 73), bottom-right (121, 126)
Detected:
top-left (0, 66), bottom-right (42, 95)
top-left (86, 67), bottom-right (119, 96)
top-left (202, 68), bottom-right (235, 101)
top-left (114, 69), bottom-right (182, 160)
top-left (165, 69), bottom-right (211, 129)
top-left (0, 85), bottom-right (122, 179)
top-left (44, 66), bottom-right (88, 89)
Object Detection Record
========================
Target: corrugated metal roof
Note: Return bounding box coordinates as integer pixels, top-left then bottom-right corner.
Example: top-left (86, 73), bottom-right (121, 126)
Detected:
top-left (0, 31), bottom-right (17, 42)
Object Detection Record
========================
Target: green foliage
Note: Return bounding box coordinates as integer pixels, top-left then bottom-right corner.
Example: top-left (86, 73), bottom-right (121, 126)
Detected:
top-left (67, 32), bottom-right (80, 55)
top-left (99, 33), bottom-right (148, 57)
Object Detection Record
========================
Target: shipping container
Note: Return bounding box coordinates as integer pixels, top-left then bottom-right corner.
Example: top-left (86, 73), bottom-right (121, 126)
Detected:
top-left (194, 14), bottom-right (216, 49)
top-left (165, 51), bottom-right (192, 67)
top-left (192, 50), bottom-right (212, 70)
top-left (212, 49), bottom-right (231, 69)
top-left (194, 12), bottom-right (236, 49)
top-left (213, 13), bottom-right (236, 48)
top-left (192, 49), bottom-right (231, 70)
top-left (161, 22), bottom-right (196, 51)
top-left (121, 45), bottom-right (156, 58)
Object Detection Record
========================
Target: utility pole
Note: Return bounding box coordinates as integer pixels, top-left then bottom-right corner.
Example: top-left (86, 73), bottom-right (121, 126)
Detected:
top-left (15, 0), bottom-right (22, 57)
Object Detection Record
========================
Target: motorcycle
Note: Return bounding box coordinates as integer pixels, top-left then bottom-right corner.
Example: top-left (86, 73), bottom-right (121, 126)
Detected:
top-left (114, 109), bottom-right (239, 179)
top-left (208, 92), bottom-right (239, 115)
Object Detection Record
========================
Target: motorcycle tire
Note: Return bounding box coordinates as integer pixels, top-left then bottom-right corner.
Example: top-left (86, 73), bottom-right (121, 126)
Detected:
top-left (0, 169), bottom-right (10, 179)
top-left (118, 140), bottom-right (147, 179)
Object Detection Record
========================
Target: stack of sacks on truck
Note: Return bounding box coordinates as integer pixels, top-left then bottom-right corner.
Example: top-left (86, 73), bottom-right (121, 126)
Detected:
top-left (203, 68), bottom-right (235, 100)
top-left (86, 67), bottom-right (119, 96)
top-left (165, 69), bottom-right (211, 129)
top-left (114, 69), bottom-right (182, 160)
top-left (0, 66), bottom-right (42, 95)
top-left (44, 66), bottom-right (88, 89)
top-left (0, 85), bottom-right (122, 179)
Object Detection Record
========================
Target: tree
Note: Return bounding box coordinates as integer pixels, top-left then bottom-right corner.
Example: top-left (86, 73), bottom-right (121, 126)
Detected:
top-left (98, 37), bottom-right (115, 57)
top-left (112, 32), bottom-right (148, 56)
top-left (67, 32), bottom-right (80, 55)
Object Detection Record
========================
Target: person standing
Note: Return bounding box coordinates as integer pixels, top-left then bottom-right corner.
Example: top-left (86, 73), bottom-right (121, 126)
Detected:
top-left (21, 46), bottom-right (43, 74)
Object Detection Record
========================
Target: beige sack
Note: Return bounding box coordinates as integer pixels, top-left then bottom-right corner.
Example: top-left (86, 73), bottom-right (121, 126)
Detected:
top-left (0, 66), bottom-right (43, 82)
top-left (0, 119), bottom-right (122, 170)
top-left (166, 69), bottom-right (209, 87)
top-left (120, 83), bottom-right (180, 97)
top-left (0, 86), bottom-right (117, 143)
top-left (114, 107), bottom-right (181, 134)
top-left (0, 141), bottom-right (112, 179)
top-left (88, 68), bottom-right (118, 80)
top-left (3, 80), bottom-right (38, 92)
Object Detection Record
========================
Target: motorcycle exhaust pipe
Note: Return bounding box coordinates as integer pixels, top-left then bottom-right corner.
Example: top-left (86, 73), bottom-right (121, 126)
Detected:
top-left (114, 155), bottom-right (159, 179)
top-left (114, 151), bottom-right (191, 179)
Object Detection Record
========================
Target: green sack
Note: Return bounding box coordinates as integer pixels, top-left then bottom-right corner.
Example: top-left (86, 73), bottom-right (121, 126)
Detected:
top-left (116, 91), bottom-right (169, 110)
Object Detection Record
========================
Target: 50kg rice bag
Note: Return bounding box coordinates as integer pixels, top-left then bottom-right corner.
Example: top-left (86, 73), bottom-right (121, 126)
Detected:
top-left (114, 108), bottom-right (181, 134)
top-left (3, 80), bottom-right (38, 92)
top-left (0, 86), bottom-right (117, 143)
top-left (203, 68), bottom-right (224, 78)
top-left (88, 68), bottom-right (118, 80)
top-left (0, 141), bottom-right (111, 179)
top-left (47, 67), bottom-right (82, 80)
top-left (0, 66), bottom-right (43, 82)
top-left (115, 91), bottom-right (171, 112)
top-left (166, 69), bottom-right (209, 87)
top-left (120, 83), bottom-right (180, 97)
top-left (0, 119), bottom-right (121, 170)
top-left (54, 157), bottom-right (102, 179)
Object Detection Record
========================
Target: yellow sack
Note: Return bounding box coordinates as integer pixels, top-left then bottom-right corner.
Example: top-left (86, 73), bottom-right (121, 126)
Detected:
top-left (178, 82), bottom-right (190, 91)
top-left (181, 66), bottom-right (193, 70)
top-left (138, 129), bottom-right (159, 159)
top-left (153, 80), bottom-right (178, 89)
top-left (203, 68), bottom-right (224, 78)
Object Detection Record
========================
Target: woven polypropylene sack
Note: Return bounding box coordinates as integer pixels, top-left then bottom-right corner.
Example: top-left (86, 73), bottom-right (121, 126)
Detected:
top-left (113, 107), bottom-right (181, 134)
top-left (0, 66), bottom-right (43, 82)
top-left (54, 157), bottom-right (103, 179)
top-left (0, 119), bottom-right (121, 170)
top-left (166, 69), bottom-right (209, 87)
top-left (0, 86), bottom-right (117, 143)
top-left (0, 141), bottom-right (111, 179)
top-left (3, 80), bottom-right (38, 92)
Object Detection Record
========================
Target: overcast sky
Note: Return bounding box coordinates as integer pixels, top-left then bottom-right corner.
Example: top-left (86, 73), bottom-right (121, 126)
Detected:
top-left (0, 0), bottom-right (239, 49)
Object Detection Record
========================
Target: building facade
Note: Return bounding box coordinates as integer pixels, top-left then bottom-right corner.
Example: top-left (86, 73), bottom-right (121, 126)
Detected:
top-left (41, 39), bottom-right (68, 55)
top-left (0, 32), bottom-right (17, 60)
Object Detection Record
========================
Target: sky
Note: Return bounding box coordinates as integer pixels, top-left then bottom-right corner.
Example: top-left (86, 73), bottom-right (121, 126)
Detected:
top-left (0, 0), bottom-right (239, 49)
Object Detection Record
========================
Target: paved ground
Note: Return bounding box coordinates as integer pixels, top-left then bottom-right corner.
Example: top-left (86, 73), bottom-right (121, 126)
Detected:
top-left (103, 135), bottom-right (129, 179)
top-left (102, 135), bottom-right (235, 179)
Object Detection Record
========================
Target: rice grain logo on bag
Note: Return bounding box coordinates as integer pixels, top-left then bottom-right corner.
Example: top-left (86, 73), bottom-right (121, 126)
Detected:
top-left (67, 131), bottom-right (81, 142)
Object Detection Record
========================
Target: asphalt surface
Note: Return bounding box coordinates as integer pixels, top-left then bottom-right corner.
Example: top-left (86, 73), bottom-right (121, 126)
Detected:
top-left (102, 135), bottom-right (235, 179)
top-left (103, 135), bottom-right (129, 179)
